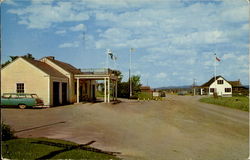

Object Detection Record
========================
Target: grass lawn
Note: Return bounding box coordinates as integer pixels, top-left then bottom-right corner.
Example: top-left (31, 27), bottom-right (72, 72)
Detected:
top-left (2, 138), bottom-right (121, 160)
top-left (199, 96), bottom-right (249, 111)
top-left (138, 92), bottom-right (163, 100)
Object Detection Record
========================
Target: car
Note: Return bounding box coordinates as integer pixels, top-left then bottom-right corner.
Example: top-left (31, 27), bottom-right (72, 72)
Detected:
top-left (1, 93), bottom-right (44, 109)
top-left (177, 91), bottom-right (188, 96)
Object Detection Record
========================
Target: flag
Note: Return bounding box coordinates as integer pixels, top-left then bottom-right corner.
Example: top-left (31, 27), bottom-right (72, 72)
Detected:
top-left (130, 48), bottom-right (136, 52)
top-left (216, 57), bottom-right (221, 62)
top-left (108, 52), bottom-right (114, 60)
top-left (214, 53), bottom-right (221, 62)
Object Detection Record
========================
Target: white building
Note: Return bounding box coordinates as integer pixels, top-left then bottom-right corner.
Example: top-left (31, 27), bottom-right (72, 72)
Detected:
top-left (1, 56), bottom-right (118, 106)
top-left (200, 76), bottom-right (232, 97)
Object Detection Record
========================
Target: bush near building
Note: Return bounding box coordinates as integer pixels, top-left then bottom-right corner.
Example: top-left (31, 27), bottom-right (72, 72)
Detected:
top-left (2, 123), bottom-right (16, 141)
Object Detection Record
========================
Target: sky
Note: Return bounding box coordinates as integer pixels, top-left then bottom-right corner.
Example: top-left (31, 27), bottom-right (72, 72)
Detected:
top-left (1, 0), bottom-right (249, 87)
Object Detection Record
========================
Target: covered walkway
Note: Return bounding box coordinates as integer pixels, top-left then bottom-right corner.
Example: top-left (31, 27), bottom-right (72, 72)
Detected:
top-left (74, 68), bottom-right (119, 103)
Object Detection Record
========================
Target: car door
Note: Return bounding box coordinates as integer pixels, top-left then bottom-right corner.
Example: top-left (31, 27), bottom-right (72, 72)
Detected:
top-left (9, 94), bottom-right (20, 106)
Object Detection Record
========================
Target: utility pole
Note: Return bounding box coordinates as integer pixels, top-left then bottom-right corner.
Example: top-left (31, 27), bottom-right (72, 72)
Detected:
top-left (193, 78), bottom-right (196, 95)
top-left (129, 48), bottom-right (135, 97)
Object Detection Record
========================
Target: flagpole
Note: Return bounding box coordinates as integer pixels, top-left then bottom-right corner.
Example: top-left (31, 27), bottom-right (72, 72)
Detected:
top-left (214, 53), bottom-right (217, 94)
top-left (106, 49), bottom-right (109, 69)
top-left (129, 48), bottom-right (132, 97)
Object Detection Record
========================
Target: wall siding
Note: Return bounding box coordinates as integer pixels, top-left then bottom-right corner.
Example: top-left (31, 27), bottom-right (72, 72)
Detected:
top-left (1, 58), bottom-right (50, 105)
top-left (209, 77), bottom-right (232, 96)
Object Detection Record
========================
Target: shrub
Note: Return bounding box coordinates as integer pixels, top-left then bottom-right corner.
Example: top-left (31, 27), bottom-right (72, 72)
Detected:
top-left (1, 123), bottom-right (16, 141)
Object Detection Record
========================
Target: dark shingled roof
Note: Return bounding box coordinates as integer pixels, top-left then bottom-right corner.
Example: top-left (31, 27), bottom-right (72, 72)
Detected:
top-left (200, 75), bottom-right (227, 87)
top-left (23, 58), bottom-right (67, 78)
top-left (46, 57), bottom-right (82, 74)
top-left (229, 81), bottom-right (242, 87)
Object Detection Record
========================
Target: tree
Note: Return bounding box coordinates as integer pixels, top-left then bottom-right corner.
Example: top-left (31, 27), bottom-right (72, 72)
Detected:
top-left (117, 75), bottom-right (142, 98)
top-left (130, 75), bottom-right (142, 97)
top-left (1, 53), bottom-right (35, 68)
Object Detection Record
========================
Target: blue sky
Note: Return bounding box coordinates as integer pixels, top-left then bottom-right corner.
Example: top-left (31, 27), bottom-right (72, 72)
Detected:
top-left (2, 0), bottom-right (249, 87)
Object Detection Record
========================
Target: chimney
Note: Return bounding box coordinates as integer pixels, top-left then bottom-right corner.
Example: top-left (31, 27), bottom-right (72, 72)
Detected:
top-left (47, 56), bottom-right (55, 60)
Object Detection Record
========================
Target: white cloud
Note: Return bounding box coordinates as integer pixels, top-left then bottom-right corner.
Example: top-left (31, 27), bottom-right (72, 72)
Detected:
top-left (58, 41), bottom-right (79, 48)
top-left (156, 72), bottom-right (167, 79)
top-left (8, 2), bottom-right (89, 29)
top-left (237, 55), bottom-right (248, 62)
top-left (185, 59), bottom-right (196, 65)
top-left (70, 23), bottom-right (86, 31)
top-left (222, 53), bottom-right (236, 60)
top-left (4, 0), bottom-right (17, 5)
top-left (221, 5), bottom-right (249, 23)
top-left (55, 30), bottom-right (66, 35)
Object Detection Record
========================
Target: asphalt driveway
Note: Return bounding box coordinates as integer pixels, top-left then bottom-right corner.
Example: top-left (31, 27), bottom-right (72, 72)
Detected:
top-left (2, 95), bottom-right (249, 160)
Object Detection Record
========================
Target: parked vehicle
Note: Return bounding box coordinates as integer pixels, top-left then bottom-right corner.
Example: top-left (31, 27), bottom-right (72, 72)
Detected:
top-left (177, 91), bottom-right (188, 96)
top-left (1, 93), bottom-right (44, 109)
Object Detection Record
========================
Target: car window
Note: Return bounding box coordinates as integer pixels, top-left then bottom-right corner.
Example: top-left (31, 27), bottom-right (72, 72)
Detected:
top-left (10, 94), bottom-right (18, 98)
top-left (26, 95), bottom-right (32, 98)
top-left (31, 94), bottom-right (38, 98)
top-left (18, 94), bottom-right (26, 98)
top-left (2, 94), bottom-right (11, 98)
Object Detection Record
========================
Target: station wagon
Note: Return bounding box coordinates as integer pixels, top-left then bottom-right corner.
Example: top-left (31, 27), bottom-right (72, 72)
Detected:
top-left (1, 93), bottom-right (44, 109)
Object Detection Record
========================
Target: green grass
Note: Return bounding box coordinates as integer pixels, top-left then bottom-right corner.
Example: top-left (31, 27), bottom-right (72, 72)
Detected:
top-left (138, 92), bottom-right (163, 100)
top-left (96, 90), bottom-right (104, 97)
top-left (2, 138), bottom-right (121, 160)
top-left (199, 96), bottom-right (249, 111)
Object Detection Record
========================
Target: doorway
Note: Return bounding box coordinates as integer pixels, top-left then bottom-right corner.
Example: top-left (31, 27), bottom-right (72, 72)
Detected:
top-left (53, 82), bottom-right (60, 106)
top-left (62, 82), bottom-right (68, 105)
top-left (92, 85), bottom-right (96, 100)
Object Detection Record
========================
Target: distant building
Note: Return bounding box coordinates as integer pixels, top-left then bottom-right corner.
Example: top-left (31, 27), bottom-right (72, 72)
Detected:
top-left (140, 86), bottom-right (153, 94)
top-left (199, 76), bottom-right (232, 96)
top-left (229, 80), bottom-right (249, 96)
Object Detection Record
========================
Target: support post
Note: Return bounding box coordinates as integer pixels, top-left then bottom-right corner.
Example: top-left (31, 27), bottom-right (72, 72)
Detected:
top-left (77, 78), bottom-right (79, 103)
top-left (104, 78), bottom-right (107, 103)
top-left (108, 78), bottom-right (110, 103)
top-left (113, 80), bottom-right (115, 101)
top-left (115, 80), bottom-right (118, 100)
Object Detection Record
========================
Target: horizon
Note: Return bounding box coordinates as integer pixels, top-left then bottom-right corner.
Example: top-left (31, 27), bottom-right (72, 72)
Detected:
top-left (2, 0), bottom-right (249, 88)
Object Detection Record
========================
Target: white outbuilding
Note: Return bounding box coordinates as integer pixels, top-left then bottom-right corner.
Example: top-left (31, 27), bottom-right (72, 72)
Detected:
top-left (200, 76), bottom-right (232, 97)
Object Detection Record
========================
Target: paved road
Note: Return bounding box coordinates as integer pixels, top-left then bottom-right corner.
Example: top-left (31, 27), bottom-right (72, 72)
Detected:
top-left (2, 95), bottom-right (249, 160)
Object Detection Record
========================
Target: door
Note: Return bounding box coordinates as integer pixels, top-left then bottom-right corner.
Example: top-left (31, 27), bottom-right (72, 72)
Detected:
top-left (92, 85), bottom-right (96, 100)
top-left (79, 86), bottom-right (83, 101)
top-left (62, 83), bottom-right (68, 105)
top-left (53, 82), bottom-right (60, 106)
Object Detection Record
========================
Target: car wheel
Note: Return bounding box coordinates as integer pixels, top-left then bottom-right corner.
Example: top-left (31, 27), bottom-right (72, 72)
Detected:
top-left (19, 104), bottom-right (26, 109)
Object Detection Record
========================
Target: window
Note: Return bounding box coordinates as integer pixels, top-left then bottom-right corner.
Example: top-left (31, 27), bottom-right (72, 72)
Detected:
top-left (225, 88), bottom-right (231, 92)
top-left (11, 94), bottom-right (18, 98)
top-left (26, 94), bottom-right (32, 98)
top-left (16, 83), bottom-right (24, 93)
top-left (2, 94), bottom-right (11, 98)
top-left (210, 88), bottom-right (214, 93)
top-left (31, 94), bottom-right (38, 98)
top-left (18, 94), bottom-right (26, 98)
top-left (217, 80), bottom-right (224, 84)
